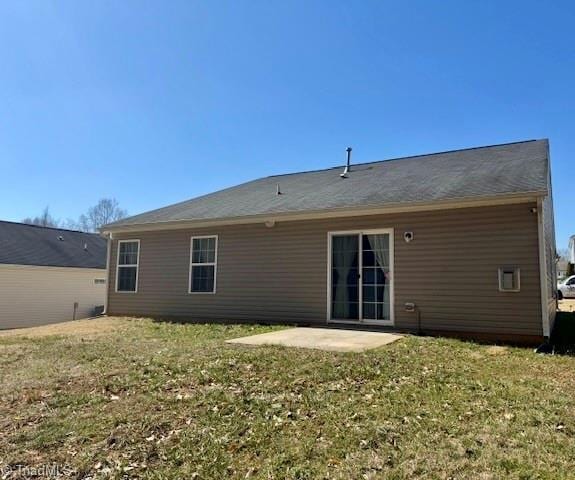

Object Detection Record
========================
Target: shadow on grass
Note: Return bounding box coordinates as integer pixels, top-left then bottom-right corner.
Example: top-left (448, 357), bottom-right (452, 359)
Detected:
top-left (147, 316), bottom-right (300, 328)
top-left (550, 311), bottom-right (575, 355)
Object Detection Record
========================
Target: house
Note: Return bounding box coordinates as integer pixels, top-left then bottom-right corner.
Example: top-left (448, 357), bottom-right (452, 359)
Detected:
top-left (102, 139), bottom-right (556, 344)
top-left (0, 221), bottom-right (107, 329)
top-left (557, 259), bottom-right (569, 280)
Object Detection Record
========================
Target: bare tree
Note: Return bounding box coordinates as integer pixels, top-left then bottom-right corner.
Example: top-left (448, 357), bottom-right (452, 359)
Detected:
top-left (22, 199), bottom-right (127, 232)
top-left (61, 218), bottom-right (82, 231)
top-left (22, 207), bottom-right (60, 228)
top-left (79, 198), bottom-right (128, 232)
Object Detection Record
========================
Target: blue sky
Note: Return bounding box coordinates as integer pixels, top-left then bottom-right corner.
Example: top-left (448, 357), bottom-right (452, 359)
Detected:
top-left (0, 1), bottom-right (573, 248)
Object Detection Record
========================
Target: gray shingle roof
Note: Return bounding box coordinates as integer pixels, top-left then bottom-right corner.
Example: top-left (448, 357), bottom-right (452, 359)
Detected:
top-left (106, 139), bottom-right (549, 229)
top-left (0, 221), bottom-right (107, 269)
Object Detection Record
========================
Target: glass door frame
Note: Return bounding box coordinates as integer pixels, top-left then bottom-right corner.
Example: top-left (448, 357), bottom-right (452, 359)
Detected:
top-left (326, 228), bottom-right (394, 326)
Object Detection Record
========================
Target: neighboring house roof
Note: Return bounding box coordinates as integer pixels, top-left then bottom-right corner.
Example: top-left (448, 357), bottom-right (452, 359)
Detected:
top-left (0, 221), bottom-right (107, 269)
top-left (105, 139), bottom-right (550, 231)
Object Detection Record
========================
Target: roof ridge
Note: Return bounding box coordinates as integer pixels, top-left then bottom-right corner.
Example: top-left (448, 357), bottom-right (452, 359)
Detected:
top-left (0, 220), bottom-right (100, 235)
top-left (265, 138), bottom-right (546, 179)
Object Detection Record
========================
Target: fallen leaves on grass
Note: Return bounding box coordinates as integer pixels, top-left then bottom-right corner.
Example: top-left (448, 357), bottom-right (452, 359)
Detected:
top-left (0, 319), bottom-right (574, 479)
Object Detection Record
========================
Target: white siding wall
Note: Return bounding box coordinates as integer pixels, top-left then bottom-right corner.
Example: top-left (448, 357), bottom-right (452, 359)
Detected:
top-left (0, 264), bottom-right (106, 329)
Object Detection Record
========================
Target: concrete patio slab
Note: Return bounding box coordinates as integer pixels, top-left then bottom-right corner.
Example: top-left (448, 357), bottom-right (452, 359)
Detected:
top-left (226, 327), bottom-right (402, 352)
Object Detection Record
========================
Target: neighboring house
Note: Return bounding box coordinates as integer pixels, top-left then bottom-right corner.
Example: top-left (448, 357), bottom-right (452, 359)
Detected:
top-left (0, 221), bottom-right (107, 329)
top-left (557, 259), bottom-right (569, 280)
top-left (102, 139), bottom-right (556, 344)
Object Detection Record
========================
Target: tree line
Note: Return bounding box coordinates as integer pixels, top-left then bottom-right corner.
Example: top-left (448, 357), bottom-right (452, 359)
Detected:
top-left (22, 198), bottom-right (127, 233)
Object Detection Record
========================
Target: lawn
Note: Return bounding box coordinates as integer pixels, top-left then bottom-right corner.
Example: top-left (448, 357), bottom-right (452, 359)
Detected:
top-left (1, 317), bottom-right (574, 479)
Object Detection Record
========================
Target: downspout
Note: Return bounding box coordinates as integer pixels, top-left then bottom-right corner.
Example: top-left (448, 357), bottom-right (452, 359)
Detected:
top-left (103, 232), bottom-right (113, 315)
top-left (536, 198), bottom-right (550, 338)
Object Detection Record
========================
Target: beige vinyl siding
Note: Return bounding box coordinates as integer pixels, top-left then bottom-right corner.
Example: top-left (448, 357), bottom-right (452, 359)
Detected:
top-left (0, 265), bottom-right (106, 329)
top-left (108, 202), bottom-right (543, 338)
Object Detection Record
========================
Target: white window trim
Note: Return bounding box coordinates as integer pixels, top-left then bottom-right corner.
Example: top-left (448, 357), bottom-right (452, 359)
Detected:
top-left (188, 235), bottom-right (218, 294)
top-left (498, 267), bottom-right (521, 293)
top-left (115, 239), bottom-right (140, 293)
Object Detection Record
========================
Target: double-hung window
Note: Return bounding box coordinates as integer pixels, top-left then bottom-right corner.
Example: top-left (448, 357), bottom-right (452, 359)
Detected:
top-left (189, 236), bottom-right (218, 293)
top-left (116, 240), bottom-right (140, 292)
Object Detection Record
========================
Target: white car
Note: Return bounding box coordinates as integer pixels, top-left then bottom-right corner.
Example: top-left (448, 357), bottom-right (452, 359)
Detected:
top-left (557, 275), bottom-right (575, 299)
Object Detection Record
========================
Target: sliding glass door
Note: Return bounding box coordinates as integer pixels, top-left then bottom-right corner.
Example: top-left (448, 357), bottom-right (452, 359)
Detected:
top-left (361, 233), bottom-right (391, 322)
top-left (329, 230), bottom-right (393, 324)
top-left (331, 234), bottom-right (360, 320)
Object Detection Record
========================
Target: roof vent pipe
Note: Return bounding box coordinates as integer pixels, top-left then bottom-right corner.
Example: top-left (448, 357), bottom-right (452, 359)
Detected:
top-left (340, 147), bottom-right (352, 178)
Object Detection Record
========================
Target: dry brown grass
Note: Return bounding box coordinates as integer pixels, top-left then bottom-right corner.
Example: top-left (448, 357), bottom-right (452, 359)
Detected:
top-left (0, 316), bottom-right (131, 338)
top-left (558, 299), bottom-right (575, 312)
top-left (1, 317), bottom-right (574, 479)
